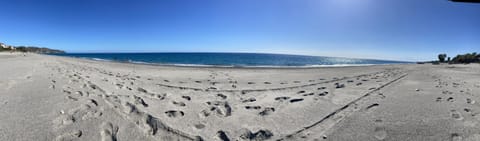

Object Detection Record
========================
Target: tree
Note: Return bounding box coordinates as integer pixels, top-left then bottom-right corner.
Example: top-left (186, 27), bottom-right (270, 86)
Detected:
top-left (447, 57), bottom-right (451, 62)
top-left (0, 46), bottom-right (11, 52)
top-left (452, 52), bottom-right (480, 64)
top-left (438, 54), bottom-right (447, 62)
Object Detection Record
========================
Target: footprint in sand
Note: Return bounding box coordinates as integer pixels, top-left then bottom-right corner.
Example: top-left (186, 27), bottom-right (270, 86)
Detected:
top-left (378, 93), bottom-right (386, 99)
top-left (215, 130), bottom-right (231, 141)
top-left (194, 123), bottom-right (206, 129)
top-left (436, 97), bottom-right (442, 102)
top-left (100, 122), bottom-right (118, 141)
top-left (81, 109), bottom-right (103, 120)
top-left (75, 91), bottom-right (86, 97)
top-left (132, 96), bottom-right (148, 107)
top-left (181, 95), bottom-right (191, 101)
top-left (242, 98), bottom-right (256, 103)
top-left (373, 127), bottom-right (387, 140)
top-left (137, 87), bottom-right (148, 93)
top-left (467, 98), bottom-right (475, 104)
top-left (451, 110), bottom-right (464, 120)
top-left (202, 101), bottom-right (232, 117)
top-left (206, 87), bottom-right (218, 91)
top-left (447, 97), bottom-right (454, 102)
top-left (172, 101), bottom-right (186, 107)
top-left (155, 93), bottom-right (167, 100)
top-left (114, 83), bottom-right (124, 89)
top-left (275, 96), bottom-right (290, 102)
top-left (451, 133), bottom-right (463, 141)
top-left (56, 130), bottom-right (82, 141)
top-left (54, 115), bottom-right (76, 126)
top-left (302, 93), bottom-right (315, 96)
top-left (88, 83), bottom-right (99, 90)
top-left (335, 83), bottom-right (345, 89)
top-left (239, 129), bottom-right (273, 140)
top-left (366, 103), bottom-right (379, 112)
top-left (245, 106), bottom-right (261, 110)
top-left (216, 94), bottom-right (227, 99)
top-left (63, 89), bottom-right (72, 94)
top-left (121, 102), bottom-right (139, 114)
top-left (66, 96), bottom-right (78, 101)
top-left (88, 99), bottom-right (98, 106)
top-left (199, 110), bottom-right (211, 117)
top-left (289, 98), bottom-right (304, 103)
top-left (259, 107), bottom-right (275, 116)
top-left (318, 91), bottom-right (328, 96)
top-left (317, 87), bottom-right (326, 90)
top-left (165, 110), bottom-right (185, 118)
top-left (442, 90), bottom-right (453, 95)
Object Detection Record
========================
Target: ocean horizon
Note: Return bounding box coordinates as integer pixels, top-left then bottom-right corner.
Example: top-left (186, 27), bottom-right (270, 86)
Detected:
top-left (51, 52), bottom-right (412, 67)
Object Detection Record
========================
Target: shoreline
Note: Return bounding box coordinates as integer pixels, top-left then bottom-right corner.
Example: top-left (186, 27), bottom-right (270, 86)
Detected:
top-left (46, 53), bottom-right (412, 69)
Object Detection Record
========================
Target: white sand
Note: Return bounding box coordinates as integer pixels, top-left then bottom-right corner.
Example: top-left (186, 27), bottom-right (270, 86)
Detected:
top-left (0, 52), bottom-right (479, 141)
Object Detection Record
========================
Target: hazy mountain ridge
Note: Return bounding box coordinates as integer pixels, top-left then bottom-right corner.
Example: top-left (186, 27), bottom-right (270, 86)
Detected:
top-left (0, 42), bottom-right (65, 53)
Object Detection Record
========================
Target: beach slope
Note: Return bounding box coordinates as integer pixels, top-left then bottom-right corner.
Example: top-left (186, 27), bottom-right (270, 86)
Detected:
top-left (0, 53), bottom-right (479, 141)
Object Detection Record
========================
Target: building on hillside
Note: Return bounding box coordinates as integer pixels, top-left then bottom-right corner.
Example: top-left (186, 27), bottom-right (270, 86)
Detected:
top-left (0, 43), bottom-right (15, 50)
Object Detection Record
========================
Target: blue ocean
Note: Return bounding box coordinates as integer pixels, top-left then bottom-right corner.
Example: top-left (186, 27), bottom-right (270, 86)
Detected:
top-left (52, 53), bottom-right (411, 67)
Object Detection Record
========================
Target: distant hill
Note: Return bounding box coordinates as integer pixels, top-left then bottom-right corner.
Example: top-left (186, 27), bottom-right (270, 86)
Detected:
top-left (1, 42), bottom-right (65, 54)
top-left (15, 46), bottom-right (66, 54)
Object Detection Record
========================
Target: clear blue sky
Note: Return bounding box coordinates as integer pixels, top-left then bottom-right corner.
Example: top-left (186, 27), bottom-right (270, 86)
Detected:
top-left (0, 0), bottom-right (478, 61)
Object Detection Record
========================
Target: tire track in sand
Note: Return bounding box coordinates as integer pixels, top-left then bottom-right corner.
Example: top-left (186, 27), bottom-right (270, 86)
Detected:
top-left (277, 73), bottom-right (408, 140)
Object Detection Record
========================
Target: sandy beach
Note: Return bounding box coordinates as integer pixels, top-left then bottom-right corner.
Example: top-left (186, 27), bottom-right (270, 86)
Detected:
top-left (1, 52), bottom-right (479, 141)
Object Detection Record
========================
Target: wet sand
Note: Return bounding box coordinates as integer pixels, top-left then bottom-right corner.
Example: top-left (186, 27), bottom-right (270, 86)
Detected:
top-left (0, 53), bottom-right (479, 141)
